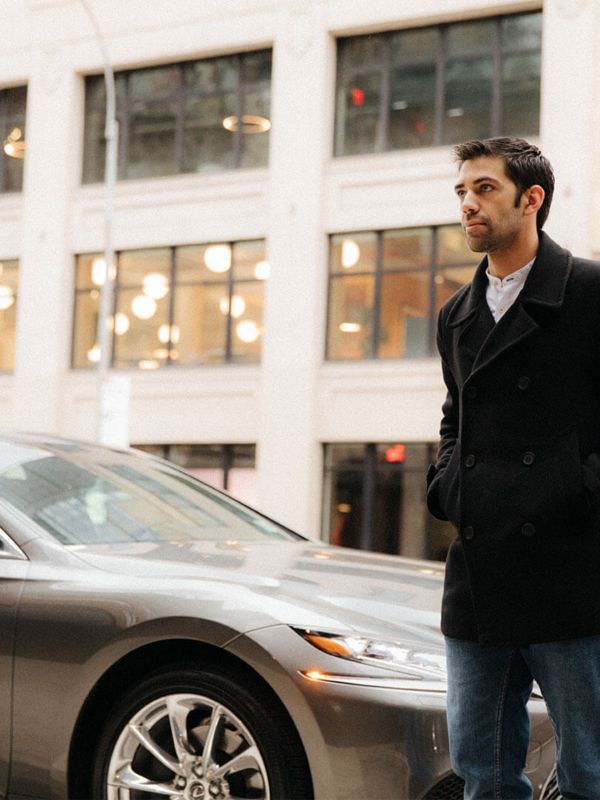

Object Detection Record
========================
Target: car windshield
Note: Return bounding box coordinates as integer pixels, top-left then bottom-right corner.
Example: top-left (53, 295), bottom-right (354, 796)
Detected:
top-left (0, 439), bottom-right (300, 546)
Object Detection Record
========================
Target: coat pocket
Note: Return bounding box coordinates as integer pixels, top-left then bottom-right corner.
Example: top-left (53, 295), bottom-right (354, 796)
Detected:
top-left (434, 443), bottom-right (462, 528)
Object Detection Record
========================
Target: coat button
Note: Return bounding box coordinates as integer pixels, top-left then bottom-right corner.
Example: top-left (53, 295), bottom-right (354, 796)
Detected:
top-left (517, 376), bottom-right (530, 391)
top-left (466, 386), bottom-right (478, 400)
top-left (463, 526), bottom-right (475, 540)
top-left (521, 522), bottom-right (536, 537)
top-left (522, 451), bottom-right (535, 466)
top-left (465, 454), bottom-right (476, 468)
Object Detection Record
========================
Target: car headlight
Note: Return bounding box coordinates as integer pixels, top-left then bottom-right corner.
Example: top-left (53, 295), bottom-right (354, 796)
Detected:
top-left (294, 628), bottom-right (447, 682)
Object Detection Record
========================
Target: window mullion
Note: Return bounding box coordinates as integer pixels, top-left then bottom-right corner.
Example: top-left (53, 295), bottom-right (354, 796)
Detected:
top-left (372, 232), bottom-right (384, 359)
top-left (119, 74), bottom-right (130, 179)
top-left (361, 444), bottom-right (376, 550)
top-left (167, 247), bottom-right (177, 365)
top-left (433, 26), bottom-right (446, 146)
top-left (0, 91), bottom-right (7, 192)
top-left (234, 54), bottom-right (244, 168)
top-left (377, 36), bottom-right (392, 152)
top-left (491, 18), bottom-right (503, 135)
top-left (174, 65), bottom-right (185, 173)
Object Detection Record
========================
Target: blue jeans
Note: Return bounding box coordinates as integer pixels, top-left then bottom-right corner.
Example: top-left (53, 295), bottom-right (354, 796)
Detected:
top-left (445, 634), bottom-right (600, 800)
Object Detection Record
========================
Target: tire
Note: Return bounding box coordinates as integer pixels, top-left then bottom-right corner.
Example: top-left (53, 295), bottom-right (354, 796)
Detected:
top-left (90, 662), bottom-right (313, 800)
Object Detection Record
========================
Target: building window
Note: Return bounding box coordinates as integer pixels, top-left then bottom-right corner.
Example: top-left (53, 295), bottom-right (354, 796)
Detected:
top-left (0, 86), bottom-right (27, 192)
top-left (335, 11), bottom-right (542, 156)
top-left (134, 444), bottom-right (257, 506)
top-left (72, 240), bottom-right (267, 368)
top-left (0, 259), bottom-right (18, 371)
top-left (326, 224), bottom-right (478, 360)
top-left (83, 50), bottom-right (271, 183)
top-left (323, 443), bottom-right (453, 561)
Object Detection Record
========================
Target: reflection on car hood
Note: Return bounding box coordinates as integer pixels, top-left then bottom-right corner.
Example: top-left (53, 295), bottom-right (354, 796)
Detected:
top-left (70, 539), bottom-right (444, 646)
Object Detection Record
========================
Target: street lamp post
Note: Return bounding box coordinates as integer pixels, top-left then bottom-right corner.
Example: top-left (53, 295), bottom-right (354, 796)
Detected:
top-left (78, 0), bottom-right (121, 443)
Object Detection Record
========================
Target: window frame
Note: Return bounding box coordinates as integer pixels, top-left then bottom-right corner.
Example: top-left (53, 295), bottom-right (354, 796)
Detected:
top-left (325, 225), bottom-right (477, 361)
top-left (334, 10), bottom-right (542, 157)
top-left (0, 85), bottom-right (27, 193)
top-left (82, 49), bottom-right (272, 184)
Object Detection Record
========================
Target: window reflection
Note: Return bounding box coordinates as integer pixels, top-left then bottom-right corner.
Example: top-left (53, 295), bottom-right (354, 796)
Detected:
top-left (323, 443), bottom-right (454, 561)
top-left (83, 50), bottom-right (271, 183)
top-left (335, 11), bottom-right (542, 156)
top-left (327, 225), bottom-right (478, 360)
top-left (72, 241), bottom-right (267, 368)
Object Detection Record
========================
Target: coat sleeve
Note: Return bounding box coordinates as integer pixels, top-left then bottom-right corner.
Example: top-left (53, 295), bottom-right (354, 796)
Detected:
top-left (426, 310), bottom-right (460, 521)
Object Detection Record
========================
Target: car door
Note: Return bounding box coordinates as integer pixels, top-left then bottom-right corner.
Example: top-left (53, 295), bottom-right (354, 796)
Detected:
top-left (0, 529), bottom-right (28, 797)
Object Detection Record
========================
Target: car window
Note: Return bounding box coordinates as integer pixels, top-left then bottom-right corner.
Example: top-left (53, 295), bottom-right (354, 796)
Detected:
top-left (0, 444), bottom-right (299, 546)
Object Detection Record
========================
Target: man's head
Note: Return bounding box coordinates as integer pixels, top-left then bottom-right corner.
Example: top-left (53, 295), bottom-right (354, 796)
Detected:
top-left (453, 137), bottom-right (554, 255)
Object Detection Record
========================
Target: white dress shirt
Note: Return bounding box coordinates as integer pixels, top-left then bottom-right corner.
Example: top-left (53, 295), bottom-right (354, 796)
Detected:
top-left (485, 257), bottom-right (535, 322)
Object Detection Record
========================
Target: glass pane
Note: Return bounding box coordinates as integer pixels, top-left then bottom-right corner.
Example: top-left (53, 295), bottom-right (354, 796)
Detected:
top-left (182, 91), bottom-right (237, 173)
top-left (240, 86), bottom-right (270, 168)
top-left (389, 64), bottom-right (436, 149)
top-left (127, 66), bottom-right (179, 179)
top-left (327, 274), bottom-right (375, 360)
top-left (76, 252), bottom-right (104, 290)
top-left (82, 74), bottom-right (126, 184)
top-left (185, 57), bottom-right (238, 94)
top-left (447, 19), bottom-right (495, 57)
top-left (376, 442), bottom-right (429, 468)
top-left (170, 444), bottom-right (224, 470)
top-left (370, 469), bottom-right (404, 553)
top-left (391, 28), bottom-right (439, 65)
top-left (437, 225), bottom-right (480, 266)
top-left (501, 12), bottom-right (542, 52)
top-left (230, 282), bottom-right (263, 363)
top-left (231, 444), bottom-right (256, 467)
top-left (378, 271), bottom-right (430, 358)
top-left (118, 248), bottom-right (171, 289)
top-left (435, 265), bottom-right (476, 311)
top-left (177, 244), bottom-right (233, 284)
top-left (233, 240), bottom-right (267, 281)
top-left (173, 283), bottom-right (228, 364)
top-left (326, 466), bottom-right (365, 548)
top-left (382, 228), bottom-right (432, 270)
top-left (72, 290), bottom-right (100, 368)
top-left (2, 86), bottom-right (27, 192)
top-left (242, 50), bottom-right (272, 84)
top-left (113, 287), bottom-right (170, 368)
top-left (443, 57), bottom-right (493, 144)
top-left (5, 86), bottom-right (27, 118)
top-left (335, 70), bottom-right (383, 156)
top-left (0, 302), bottom-right (15, 370)
top-left (0, 259), bottom-right (19, 293)
top-left (330, 232), bottom-right (376, 274)
top-left (326, 443), bottom-right (368, 468)
top-left (502, 53), bottom-right (541, 137)
top-left (338, 36), bottom-right (384, 71)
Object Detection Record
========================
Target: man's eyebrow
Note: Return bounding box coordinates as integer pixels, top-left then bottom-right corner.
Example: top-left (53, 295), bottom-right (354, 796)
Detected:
top-left (454, 176), bottom-right (501, 191)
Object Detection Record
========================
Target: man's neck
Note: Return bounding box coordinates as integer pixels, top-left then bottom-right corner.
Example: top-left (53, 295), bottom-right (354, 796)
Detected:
top-left (487, 232), bottom-right (539, 279)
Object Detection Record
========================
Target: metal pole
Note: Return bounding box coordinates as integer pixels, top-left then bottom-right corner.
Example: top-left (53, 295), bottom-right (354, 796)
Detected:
top-left (78, 0), bottom-right (119, 442)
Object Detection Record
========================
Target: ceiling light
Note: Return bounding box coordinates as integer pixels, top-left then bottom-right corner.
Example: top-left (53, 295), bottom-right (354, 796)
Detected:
top-left (254, 260), bottom-right (270, 280)
top-left (3, 127), bottom-right (25, 159)
top-left (131, 294), bottom-right (157, 320)
top-left (222, 114), bottom-right (271, 134)
top-left (219, 295), bottom-right (246, 318)
top-left (143, 273), bottom-right (169, 300)
top-left (0, 286), bottom-right (14, 311)
top-left (235, 320), bottom-right (260, 343)
top-left (339, 322), bottom-right (362, 333)
top-left (341, 239), bottom-right (360, 269)
top-left (204, 244), bottom-right (232, 273)
top-left (114, 312), bottom-right (130, 335)
top-left (91, 257), bottom-right (116, 286)
top-left (158, 323), bottom-right (180, 344)
top-left (87, 344), bottom-right (101, 363)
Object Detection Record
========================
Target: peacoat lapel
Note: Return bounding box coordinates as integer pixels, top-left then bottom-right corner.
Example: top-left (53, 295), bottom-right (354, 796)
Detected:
top-left (446, 232), bottom-right (572, 380)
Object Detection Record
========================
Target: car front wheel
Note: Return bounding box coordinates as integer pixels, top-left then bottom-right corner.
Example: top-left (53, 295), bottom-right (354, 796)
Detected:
top-left (91, 663), bottom-right (313, 800)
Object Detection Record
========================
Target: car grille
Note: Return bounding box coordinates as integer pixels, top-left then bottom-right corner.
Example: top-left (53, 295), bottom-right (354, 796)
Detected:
top-left (423, 773), bottom-right (465, 799)
top-left (540, 767), bottom-right (563, 800)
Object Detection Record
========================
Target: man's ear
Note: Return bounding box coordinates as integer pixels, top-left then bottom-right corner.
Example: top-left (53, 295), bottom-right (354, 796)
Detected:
top-left (523, 184), bottom-right (545, 217)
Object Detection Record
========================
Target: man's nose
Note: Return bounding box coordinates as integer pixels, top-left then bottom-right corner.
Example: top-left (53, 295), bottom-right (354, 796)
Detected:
top-left (461, 190), bottom-right (479, 215)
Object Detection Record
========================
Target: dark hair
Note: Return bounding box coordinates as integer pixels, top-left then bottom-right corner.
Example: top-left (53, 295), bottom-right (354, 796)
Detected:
top-left (453, 137), bottom-right (555, 230)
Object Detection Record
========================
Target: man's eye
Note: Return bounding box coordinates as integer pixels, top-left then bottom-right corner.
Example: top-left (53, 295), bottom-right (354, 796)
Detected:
top-left (480, 184), bottom-right (493, 192)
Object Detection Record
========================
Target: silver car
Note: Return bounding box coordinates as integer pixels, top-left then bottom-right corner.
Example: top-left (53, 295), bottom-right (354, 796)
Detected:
top-left (0, 434), bottom-right (556, 799)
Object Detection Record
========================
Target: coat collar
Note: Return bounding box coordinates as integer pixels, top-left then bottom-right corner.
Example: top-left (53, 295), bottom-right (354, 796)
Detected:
top-left (447, 231), bottom-right (572, 329)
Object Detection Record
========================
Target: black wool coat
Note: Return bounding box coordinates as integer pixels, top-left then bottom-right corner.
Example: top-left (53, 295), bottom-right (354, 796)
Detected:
top-left (427, 232), bottom-right (600, 645)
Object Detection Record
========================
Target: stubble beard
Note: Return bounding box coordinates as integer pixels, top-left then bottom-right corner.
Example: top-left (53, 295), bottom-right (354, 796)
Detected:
top-left (463, 217), bottom-right (520, 255)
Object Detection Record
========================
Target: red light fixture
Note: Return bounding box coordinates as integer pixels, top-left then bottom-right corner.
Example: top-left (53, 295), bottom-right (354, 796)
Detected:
top-left (351, 88), bottom-right (365, 107)
top-left (385, 444), bottom-right (406, 463)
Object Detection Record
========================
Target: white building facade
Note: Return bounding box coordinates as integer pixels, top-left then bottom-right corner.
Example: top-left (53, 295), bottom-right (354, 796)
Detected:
top-left (0, 0), bottom-right (597, 558)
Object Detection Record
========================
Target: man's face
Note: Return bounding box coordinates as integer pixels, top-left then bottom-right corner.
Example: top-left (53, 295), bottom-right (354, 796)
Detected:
top-left (454, 155), bottom-right (526, 254)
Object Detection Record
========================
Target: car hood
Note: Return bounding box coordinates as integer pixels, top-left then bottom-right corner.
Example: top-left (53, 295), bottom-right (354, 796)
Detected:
top-left (68, 538), bottom-right (445, 647)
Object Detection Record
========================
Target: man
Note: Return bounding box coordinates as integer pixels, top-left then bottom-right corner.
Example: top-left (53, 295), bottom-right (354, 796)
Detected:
top-left (427, 136), bottom-right (600, 800)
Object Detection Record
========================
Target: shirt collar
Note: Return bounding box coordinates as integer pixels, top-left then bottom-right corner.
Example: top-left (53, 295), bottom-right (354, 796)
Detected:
top-left (486, 257), bottom-right (535, 290)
